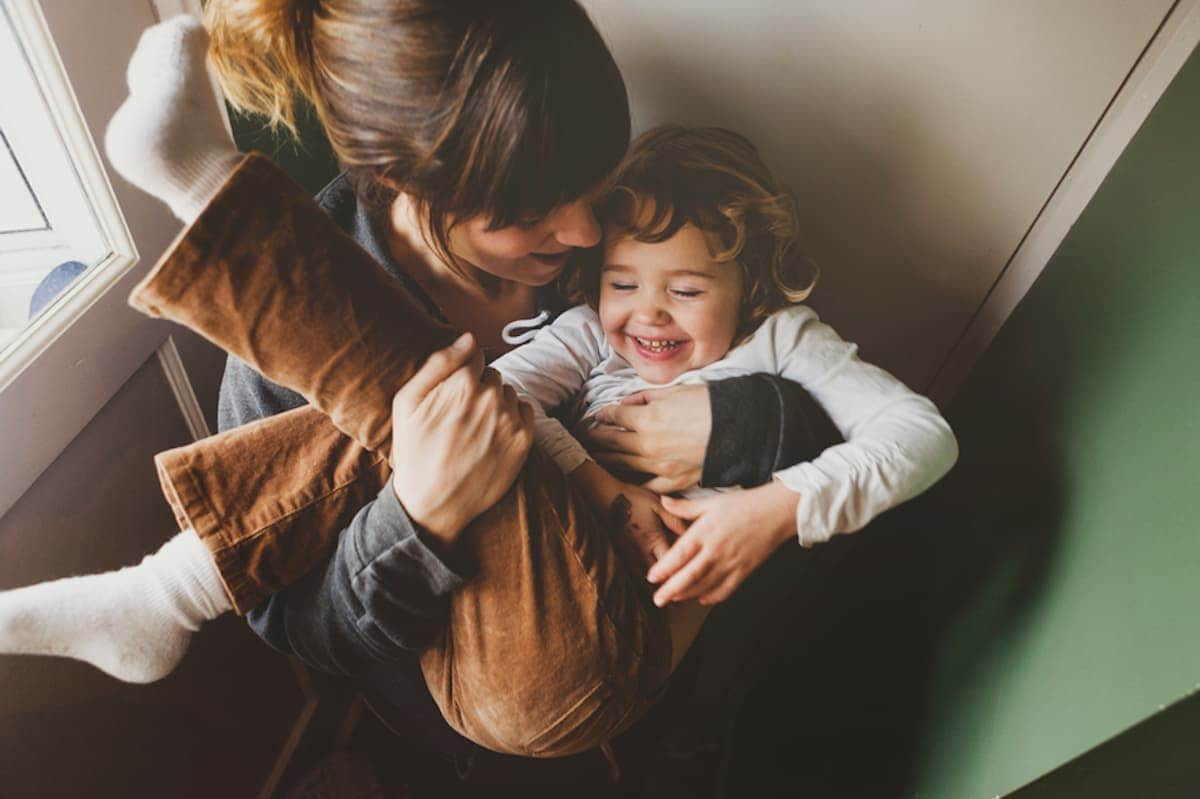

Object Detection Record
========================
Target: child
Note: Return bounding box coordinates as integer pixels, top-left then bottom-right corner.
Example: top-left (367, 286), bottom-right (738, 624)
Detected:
top-left (493, 124), bottom-right (956, 609)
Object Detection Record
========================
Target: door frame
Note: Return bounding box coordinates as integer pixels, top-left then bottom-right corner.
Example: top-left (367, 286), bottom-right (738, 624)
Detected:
top-left (929, 0), bottom-right (1200, 405)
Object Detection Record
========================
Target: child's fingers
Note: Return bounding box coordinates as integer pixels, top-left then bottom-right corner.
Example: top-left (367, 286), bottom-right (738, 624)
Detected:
top-left (647, 531), bottom-right (701, 584)
top-left (699, 573), bottom-right (743, 606)
top-left (668, 564), bottom-right (730, 605)
top-left (653, 555), bottom-right (713, 607)
top-left (652, 542), bottom-right (715, 604)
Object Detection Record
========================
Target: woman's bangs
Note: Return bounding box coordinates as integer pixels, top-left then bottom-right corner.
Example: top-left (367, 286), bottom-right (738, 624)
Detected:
top-left (480, 20), bottom-right (629, 230)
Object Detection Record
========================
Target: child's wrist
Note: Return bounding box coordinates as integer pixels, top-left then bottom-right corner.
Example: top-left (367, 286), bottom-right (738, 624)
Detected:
top-left (756, 479), bottom-right (801, 545)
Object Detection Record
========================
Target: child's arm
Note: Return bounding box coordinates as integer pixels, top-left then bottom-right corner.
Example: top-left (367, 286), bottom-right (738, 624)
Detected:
top-left (491, 307), bottom-right (684, 568)
top-left (764, 306), bottom-right (958, 544)
top-left (649, 306), bottom-right (958, 606)
top-left (490, 306), bottom-right (607, 474)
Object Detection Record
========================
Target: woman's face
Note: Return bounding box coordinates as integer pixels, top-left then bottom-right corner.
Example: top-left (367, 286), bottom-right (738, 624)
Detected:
top-left (449, 198), bottom-right (603, 286)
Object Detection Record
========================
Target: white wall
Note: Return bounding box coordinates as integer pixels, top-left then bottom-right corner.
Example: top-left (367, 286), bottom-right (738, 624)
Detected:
top-left (583, 0), bottom-right (1175, 389)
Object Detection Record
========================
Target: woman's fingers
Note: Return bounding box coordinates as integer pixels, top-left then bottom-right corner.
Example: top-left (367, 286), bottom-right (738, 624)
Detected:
top-left (397, 333), bottom-right (478, 410)
top-left (641, 474), bottom-right (693, 494)
top-left (594, 402), bottom-right (636, 429)
top-left (660, 494), bottom-right (703, 520)
top-left (654, 505), bottom-right (689, 538)
top-left (584, 425), bottom-right (641, 454)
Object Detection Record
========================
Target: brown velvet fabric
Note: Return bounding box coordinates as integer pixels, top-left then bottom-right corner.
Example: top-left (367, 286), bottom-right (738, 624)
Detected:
top-left (130, 153), bottom-right (671, 756)
top-left (153, 404), bottom-right (389, 614)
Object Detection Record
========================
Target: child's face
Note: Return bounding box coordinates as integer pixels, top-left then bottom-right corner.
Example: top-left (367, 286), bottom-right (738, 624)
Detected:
top-left (599, 224), bottom-right (743, 385)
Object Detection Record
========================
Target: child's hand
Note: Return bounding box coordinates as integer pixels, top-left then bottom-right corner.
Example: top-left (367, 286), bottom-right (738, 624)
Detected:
top-left (649, 481), bottom-right (800, 606)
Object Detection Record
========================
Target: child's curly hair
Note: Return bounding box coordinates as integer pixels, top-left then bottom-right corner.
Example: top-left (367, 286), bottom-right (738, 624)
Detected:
top-left (562, 124), bottom-right (817, 338)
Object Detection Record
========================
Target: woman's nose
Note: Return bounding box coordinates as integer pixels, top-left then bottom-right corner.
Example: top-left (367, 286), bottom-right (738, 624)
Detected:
top-left (552, 199), bottom-right (601, 249)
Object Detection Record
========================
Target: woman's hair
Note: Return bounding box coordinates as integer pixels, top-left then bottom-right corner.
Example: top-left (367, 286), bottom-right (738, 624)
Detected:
top-left (204, 0), bottom-right (630, 274)
top-left (563, 124), bottom-right (817, 338)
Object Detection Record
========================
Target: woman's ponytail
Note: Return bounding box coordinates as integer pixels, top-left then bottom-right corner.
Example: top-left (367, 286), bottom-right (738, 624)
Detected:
top-left (203, 0), bottom-right (321, 134)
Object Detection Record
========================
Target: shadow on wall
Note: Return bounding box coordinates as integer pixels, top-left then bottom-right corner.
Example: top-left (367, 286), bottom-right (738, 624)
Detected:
top-left (722, 379), bottom-right (1068, 796)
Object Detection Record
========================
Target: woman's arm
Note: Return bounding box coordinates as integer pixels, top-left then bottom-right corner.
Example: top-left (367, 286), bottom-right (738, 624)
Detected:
top-left (583, 373), bottom-right (841, 494)
top-left (222, 337), bottom-right (533, 663)
top-left (703, 373), bottom-right (843, 486)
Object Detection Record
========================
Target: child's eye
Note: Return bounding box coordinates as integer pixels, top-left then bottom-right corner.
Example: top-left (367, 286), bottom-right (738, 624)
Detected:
top-left (670, 288), bottom-right (703, 298)
top-left (609, 282), bottom-right (637, 291)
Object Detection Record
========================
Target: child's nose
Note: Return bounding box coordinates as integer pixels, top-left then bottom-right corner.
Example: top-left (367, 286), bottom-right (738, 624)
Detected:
top-left (633, 296), bottom-right (670, 324)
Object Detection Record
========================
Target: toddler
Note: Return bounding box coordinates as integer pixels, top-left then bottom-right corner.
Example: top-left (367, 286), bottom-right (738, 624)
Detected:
top-left (494, 124), bottom-right (955, 607)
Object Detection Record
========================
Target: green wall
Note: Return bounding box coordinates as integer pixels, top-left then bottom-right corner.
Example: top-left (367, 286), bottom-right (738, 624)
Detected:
top-left (1012, 689), bottom-right (1200, 799)
top-left (912, 45), bottom-right (1200, 797)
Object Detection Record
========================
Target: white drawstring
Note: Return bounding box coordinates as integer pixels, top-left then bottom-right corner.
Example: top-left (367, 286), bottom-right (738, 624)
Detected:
top-left (501, 309), bottom-right (551, 345)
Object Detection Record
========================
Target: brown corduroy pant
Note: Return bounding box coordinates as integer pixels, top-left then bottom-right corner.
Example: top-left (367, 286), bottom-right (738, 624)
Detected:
top-left (130, 154), bottom-right (698, 757)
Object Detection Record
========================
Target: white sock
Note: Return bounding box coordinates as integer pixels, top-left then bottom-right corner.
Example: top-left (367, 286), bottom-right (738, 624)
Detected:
top-left (0, 529), bottom-right (233, 683)
top-left (104, 15), bottom-right (241, 224)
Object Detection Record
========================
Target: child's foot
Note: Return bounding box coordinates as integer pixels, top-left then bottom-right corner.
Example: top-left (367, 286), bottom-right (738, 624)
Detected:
top-left (0, 530), bottom-right (232, 683)
top-left (104, 15), bottom-right (242, 223)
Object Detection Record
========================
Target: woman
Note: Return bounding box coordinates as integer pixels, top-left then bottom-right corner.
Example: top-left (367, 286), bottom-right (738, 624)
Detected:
top-left (1, 0), bottom-right (841, 759)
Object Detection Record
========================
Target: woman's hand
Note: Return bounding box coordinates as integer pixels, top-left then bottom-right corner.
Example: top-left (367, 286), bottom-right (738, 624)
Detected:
top-left (583, 384), bottom-right (712, 494)
top-left (570, 461), bottom-right (686, 573)
top-left (648, 481), bottom-right (800, 606)
top-left (390, 333), bottom-right (534, 550)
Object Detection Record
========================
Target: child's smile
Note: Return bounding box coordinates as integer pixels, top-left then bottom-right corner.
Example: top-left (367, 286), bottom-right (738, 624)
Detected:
top-left (600, 224), bottom-right (744, 384)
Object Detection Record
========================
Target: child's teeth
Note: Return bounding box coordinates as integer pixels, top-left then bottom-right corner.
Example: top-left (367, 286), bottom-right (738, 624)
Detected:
top-left (636, 337), bottom-right (680, 352)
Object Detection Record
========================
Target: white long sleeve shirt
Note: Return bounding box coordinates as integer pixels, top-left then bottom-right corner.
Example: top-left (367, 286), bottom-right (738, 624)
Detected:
top-left (491, 304), bottom-right (958, 546)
